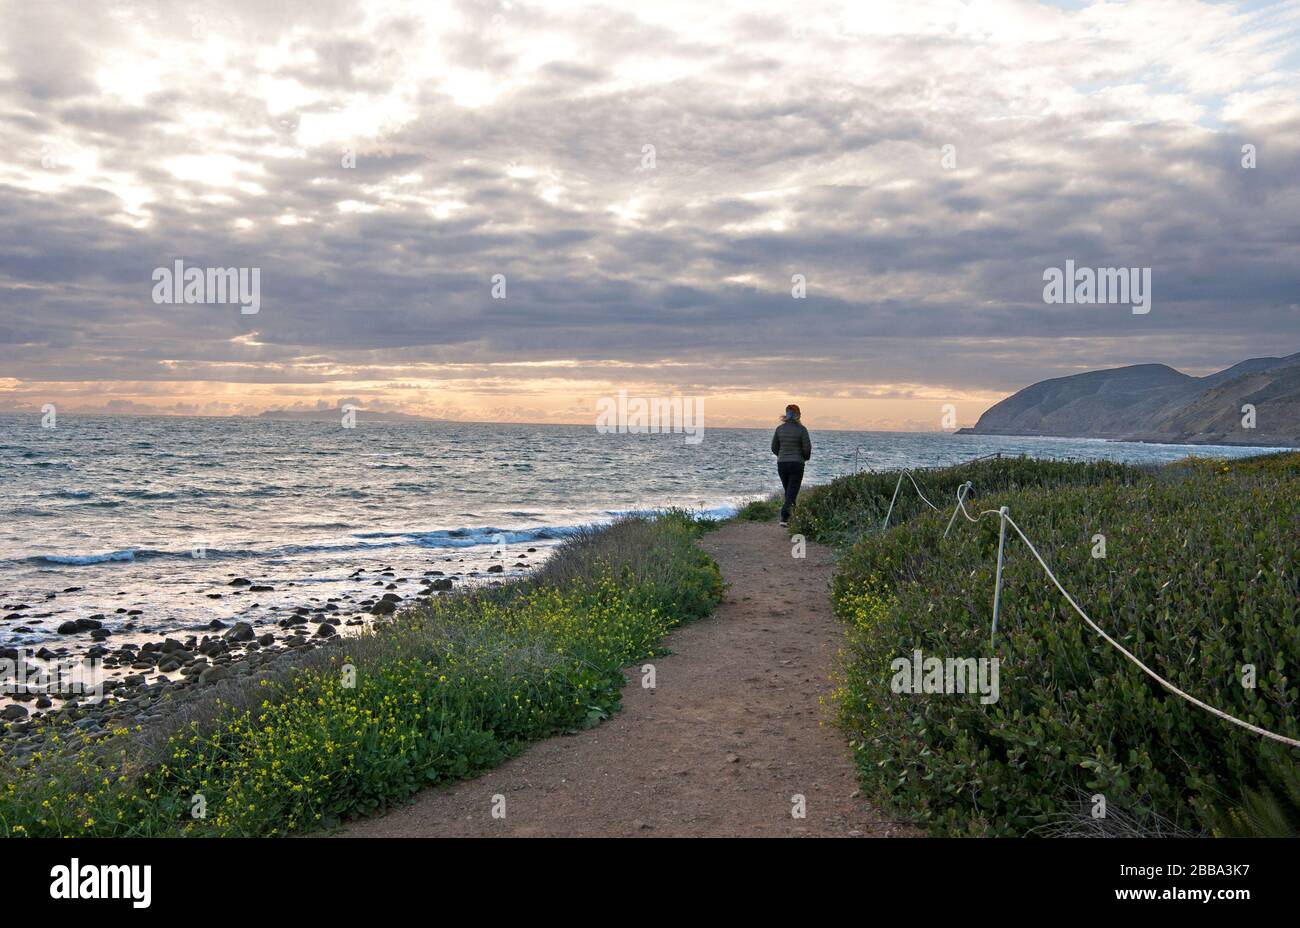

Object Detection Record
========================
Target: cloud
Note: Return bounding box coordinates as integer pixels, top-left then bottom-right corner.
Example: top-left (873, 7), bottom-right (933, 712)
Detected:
top-left (1, 0), bottom-right (1298, 427)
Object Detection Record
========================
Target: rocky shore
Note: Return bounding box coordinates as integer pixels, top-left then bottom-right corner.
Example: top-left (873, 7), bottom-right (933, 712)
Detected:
top-left (0, 545), bottom-right (543, 764)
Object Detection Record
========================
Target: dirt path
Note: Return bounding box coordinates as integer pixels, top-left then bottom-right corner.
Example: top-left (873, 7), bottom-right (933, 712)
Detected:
top-left (342, 520), bottom-right (907, 837)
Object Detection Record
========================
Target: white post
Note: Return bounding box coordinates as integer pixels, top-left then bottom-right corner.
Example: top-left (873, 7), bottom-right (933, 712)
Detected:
top-left (991, 506), bottom-right (1009, 645)
top-left (882, 472), bottom-right (904, 531)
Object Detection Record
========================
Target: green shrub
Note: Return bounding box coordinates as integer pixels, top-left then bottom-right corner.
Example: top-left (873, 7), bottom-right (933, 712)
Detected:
top-left (791, 456), bottom-right (1145, 547)
top-left (733, 496), bottom-right (781, 522)
top-left (0, 515), bottom-right (723, 837)
top-left (830, 454), bottom-right (1300, 835)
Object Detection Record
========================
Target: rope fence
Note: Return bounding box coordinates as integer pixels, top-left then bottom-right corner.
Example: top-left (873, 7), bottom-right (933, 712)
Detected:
top-left (877, 466), bottom-right (1300, 750)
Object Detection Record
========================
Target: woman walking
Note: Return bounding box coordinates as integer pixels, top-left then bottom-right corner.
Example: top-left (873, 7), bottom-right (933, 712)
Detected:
top-left (771, 404), bottom-right (811, 527)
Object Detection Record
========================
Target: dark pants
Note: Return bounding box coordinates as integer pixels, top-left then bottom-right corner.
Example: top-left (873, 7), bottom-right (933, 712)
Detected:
top-left (777, 461), bottom-right (805, 521)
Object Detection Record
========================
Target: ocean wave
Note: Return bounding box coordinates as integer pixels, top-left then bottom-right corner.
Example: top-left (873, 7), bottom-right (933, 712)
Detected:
top-left (8, 506), bottom-right (53, 517)
top-left (350, 526), bottom-right (579, 547)
top-left (117, 488), bottom-right (207, 500)
top-left (13, 509), bottom-right (737, 570)
top-left (43, 489), bottom-right (124, 508)
top-left (51, 488), bottom-right (95, 499)
top-left (15, 525), bottom-right (567, 569)
top-left (37, 549), bottom-right (137, 565)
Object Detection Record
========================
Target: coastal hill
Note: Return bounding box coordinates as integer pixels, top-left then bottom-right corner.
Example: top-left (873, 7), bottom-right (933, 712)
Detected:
top-left (959, 351), bottom-right (1300, 446)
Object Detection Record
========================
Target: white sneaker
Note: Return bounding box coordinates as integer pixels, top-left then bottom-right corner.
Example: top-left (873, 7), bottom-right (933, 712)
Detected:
top-left (779, 520), bottom-right (789, 527)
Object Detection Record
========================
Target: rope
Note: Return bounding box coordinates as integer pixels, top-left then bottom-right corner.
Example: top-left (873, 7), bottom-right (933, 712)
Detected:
top-left (1000, 511), bottom-right (1300, 749)
top-left (881, 470), bottom-right (941, 530)
top-left (904, 471), bottom-right (941, 511)
top-left (938, 480), bottom-right (1300, 749)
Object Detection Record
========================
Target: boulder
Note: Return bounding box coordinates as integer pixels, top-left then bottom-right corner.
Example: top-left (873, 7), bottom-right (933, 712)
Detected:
top-left (199, 665), bottom-right (232, 685)
top-left (225, 621), bottom-right (256, 643)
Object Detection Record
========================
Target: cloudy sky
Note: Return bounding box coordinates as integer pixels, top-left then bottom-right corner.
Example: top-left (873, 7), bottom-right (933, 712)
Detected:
top-left (1, 0), bottom-right (1298, 430)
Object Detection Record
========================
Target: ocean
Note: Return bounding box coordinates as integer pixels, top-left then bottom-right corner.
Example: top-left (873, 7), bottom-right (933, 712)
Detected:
top-left (1, 413), bottom-right (1290, 651)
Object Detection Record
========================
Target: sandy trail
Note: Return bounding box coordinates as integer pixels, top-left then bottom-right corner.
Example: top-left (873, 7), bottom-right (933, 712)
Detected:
top-left (342, 519), bottom-right (907, 837)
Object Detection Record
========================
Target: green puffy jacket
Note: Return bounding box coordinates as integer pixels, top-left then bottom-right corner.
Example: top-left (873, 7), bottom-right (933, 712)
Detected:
top-left (771, 420), bottom-right (811, 463)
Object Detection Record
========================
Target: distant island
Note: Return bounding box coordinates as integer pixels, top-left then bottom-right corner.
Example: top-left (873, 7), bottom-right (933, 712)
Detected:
top-left (959, 351), bottom-right (1300, 447)
top-left (255, 408), bottom-right (442, 423)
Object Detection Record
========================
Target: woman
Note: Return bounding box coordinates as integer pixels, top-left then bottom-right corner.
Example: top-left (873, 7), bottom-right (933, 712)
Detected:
top-left (770, 404), bottom-right (811, 527)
